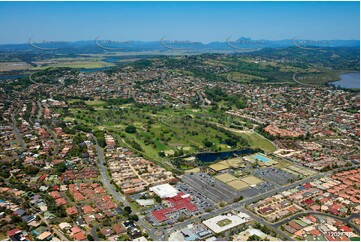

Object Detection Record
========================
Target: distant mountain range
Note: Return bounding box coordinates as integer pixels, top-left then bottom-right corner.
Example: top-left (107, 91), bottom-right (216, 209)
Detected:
top-left (0, 37), bottom-right (359, 53)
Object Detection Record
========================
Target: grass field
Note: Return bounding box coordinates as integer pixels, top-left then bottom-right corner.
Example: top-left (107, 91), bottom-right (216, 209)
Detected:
top-left (209, 158), bottom-right (245, 171)
top-left (215, 173), bottom-right (238, 183)
top-left (57, 99), bottom-right (277, 169)
top-left (0, 62), bottom-right (33, 71)
top-left (224, 71), bottom-right (266, 83)
top-left (62, 105), bottom-right (252, 165)
top-left (227, 180), bottom-right (250, 190)
top-left (217, 219), bottom-right (232, 227)
top-left (33, 60), bottom-right (115, 70)
top-left (239, 132), bottom-right (277, 153)
top-left (209, 162), bottom-right (230, 172)
top-left (84, 100), bottom-right (107, 106)
top-left (241, 175), bottom-right (263, 185)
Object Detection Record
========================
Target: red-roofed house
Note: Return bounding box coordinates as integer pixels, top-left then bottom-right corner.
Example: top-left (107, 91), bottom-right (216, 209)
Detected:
top-left (55, 198), bottom-right (67, 206)
top-left (71, 231), bottom-right (86, 241)
top-left (66, 207), bottom-right (78, 215)
top-left (49, 191), bottom-right (61, 199)
top-left (7, 228), bottom-right (21, 237)
top-left (82, 205), bottom-right (94, 214)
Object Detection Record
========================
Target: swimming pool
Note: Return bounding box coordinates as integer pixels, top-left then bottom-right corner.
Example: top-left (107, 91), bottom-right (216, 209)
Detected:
top-left (253, 154), bottom-right (270, 162)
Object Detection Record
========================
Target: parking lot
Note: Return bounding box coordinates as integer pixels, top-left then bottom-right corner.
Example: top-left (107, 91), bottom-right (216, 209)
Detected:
top-left (239, 181), bottom-right (276, 197)
top-left (182, 173), bottom-right (239, 203)
top-left (253, 167), bottom-right (297, 185)
top-left (176, 181), bottom-right (215, 211)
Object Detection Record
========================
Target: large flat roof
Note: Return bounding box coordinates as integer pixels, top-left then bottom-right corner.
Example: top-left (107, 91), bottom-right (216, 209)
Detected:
top-left (203, 212), bottom-right (250, 233)
top-left (149, 183), bottom-right (179, 198)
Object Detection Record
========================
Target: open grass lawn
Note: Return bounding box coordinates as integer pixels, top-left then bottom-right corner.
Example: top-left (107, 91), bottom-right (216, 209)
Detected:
top-left (227, 180), bottom-right (250, 190)
top-left (84, 100), bottom-right (107, 106)
top-left (33, 60), bottom-right (115, 70)
top-left (239, 132), bottom-right (276, 153)
top-left (216, 218), bottom-right (232, 227)
top-left (222, 71), bottom-right (266, 83)
top-left (0, 62), bottom-right (33, 71)
top-left (273, 156), bottom-right (292, 169)
top-left (153, 139), bottom-right (167, 150)
top-left (215, 173), bottom-right (238, 183)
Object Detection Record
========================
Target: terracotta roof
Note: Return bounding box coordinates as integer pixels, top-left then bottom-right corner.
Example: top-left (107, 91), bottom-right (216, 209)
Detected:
top-left (7, 228), bottom-right (21, 237)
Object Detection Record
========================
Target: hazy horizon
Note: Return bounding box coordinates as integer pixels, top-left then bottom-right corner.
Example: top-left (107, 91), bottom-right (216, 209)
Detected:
top-left (0, 1), bottom-right (359, 44)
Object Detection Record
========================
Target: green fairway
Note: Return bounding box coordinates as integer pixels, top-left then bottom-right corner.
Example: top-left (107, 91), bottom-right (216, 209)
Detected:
top-left (60, 103), bottom-right (252, 165)
top-left (239, 131), bottom-right (277, 153)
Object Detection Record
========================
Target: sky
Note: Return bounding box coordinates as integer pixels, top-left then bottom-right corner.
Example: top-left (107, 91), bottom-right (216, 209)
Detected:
top-left (0, 1), bottom-right (359, 44)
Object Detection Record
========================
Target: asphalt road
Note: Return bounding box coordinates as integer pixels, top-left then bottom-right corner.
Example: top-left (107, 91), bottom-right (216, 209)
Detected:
top-left (92, 135), bottom-right (127, 205)
top-left (91, 135), bottom-right (159, 240)
top-left (242, 207), bottom-right (294, 241)
top-left (44, 125), bottom-right (60, 159)
top-left (11, 112), bottom-right (26, 152)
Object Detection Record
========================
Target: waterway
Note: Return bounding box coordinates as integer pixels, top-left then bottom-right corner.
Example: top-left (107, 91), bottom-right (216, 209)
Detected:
top-left (79, 67), bottom-right (113, 73)
top-left (330, 72), bottom-right (360, 89)
top-left (196, 148), bottom-right (255, 163)
top-left (0, 74), bottom-right (26, 81)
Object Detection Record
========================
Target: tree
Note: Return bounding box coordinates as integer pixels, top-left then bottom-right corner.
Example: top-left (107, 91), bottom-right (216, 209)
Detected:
top-left (97, 232), bottom-right (105, 239)
top-left (204, 140), bottom-right (213, 148)
top-left (219, 201), bottom-right (226, 207)
top-left (25, 165), bottom-right (40, 175)
top-left (154, 195), bottom-right (162, 204)
top-left (248, 235), bottom-right (262, 241)
top-left (125, 125), bottom-right (137, 134)
top-left (54, 162), bottom-right (67, 174)
top-left (10, 215), bottom-right (21, 223)
top-left (129, 214), bottom-right (139, 221)
top-left (124, 206), bottom-right (132, 215)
